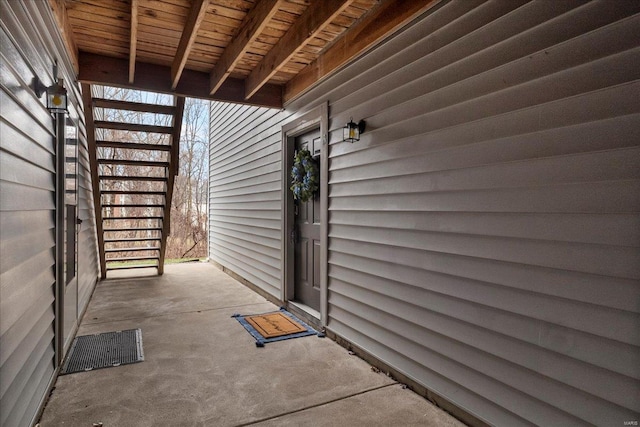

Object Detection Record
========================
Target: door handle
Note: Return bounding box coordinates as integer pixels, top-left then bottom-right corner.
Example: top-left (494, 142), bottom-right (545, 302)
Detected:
top-left (290, 226), bottom-right (298, 244)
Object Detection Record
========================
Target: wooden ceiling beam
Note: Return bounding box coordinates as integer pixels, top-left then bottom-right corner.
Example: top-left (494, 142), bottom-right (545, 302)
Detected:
top-left (209, 0), bottom-right (283, 95)
top-left (78, 52), bottom-right (282, 108)
top-left (171, 0), bottom-right (210, 89)
top-left (47, 0), bottom-right (79, 72)
top-left (129, 0), bottom-right (138, 83)
top-left (245, 0), bottom-right (355, 100)
top-left (283, 0), bottom-right (441, 104)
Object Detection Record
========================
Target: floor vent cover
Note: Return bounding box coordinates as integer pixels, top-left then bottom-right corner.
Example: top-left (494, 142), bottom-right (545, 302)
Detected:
top-left (61, 329), bottom-right (144, 374)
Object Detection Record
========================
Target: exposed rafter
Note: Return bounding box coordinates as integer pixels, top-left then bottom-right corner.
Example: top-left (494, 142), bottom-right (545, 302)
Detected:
top-left (171, 0), bottom-right (210, 89)
top-left (60, 0), bottom-right (436, 110)
top-left (129, 0), bottom-right (138, 83)
top-left (283, 0), bottom-right (441, 104)
top-left (47, 0), bottom-right (79, 72)
top-left (79, 52), bottom-right (282, 108)
top-left (209, 0), bottom-right (283, 95)
top-left (245, 0), bottom-right (354, 100)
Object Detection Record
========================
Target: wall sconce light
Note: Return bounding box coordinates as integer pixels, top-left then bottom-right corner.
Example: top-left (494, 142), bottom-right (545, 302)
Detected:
top-left (343, 118), bottom-right (366, 143)
top-left (33, 76), bottom-right (68, 114)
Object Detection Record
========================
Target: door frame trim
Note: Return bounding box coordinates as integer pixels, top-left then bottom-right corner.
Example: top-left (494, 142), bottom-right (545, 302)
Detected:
top-left (281, 102), bottom-right (328, 326)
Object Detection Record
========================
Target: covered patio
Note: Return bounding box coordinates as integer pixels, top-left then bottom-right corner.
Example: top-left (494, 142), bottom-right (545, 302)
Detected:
top-left (3, 1), bottom-right (638, 425)
top-left (38, 262), bottom-right (463, 426)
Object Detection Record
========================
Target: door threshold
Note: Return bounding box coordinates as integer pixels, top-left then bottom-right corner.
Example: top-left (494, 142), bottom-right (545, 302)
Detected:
top-left (287, 301), bottom-right (321, 329)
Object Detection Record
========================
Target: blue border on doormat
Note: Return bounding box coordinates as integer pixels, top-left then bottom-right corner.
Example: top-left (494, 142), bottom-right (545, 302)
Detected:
top-left (232, 307), bottom-right (323, 347)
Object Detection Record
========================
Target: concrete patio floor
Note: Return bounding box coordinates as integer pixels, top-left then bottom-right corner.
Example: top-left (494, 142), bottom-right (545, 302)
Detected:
top-left (39, 262), bottom-right (465, 427)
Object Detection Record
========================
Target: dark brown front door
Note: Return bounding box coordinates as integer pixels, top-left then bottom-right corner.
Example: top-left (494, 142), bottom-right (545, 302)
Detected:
top-left (293, 129), bottom-right (321, 311)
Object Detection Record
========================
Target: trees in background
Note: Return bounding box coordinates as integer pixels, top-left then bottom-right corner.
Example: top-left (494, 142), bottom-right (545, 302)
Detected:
top-left (168, 98), bottom-right (209, 259)
top-left (98, 87), bottom-right (209, 260)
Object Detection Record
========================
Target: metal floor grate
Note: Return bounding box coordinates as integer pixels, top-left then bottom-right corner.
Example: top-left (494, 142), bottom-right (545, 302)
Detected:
top-left (61, 329), bottom-right (144, 374)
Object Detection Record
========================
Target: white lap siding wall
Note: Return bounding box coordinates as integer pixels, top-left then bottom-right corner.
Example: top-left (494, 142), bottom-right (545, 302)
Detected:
top-left (209, 1), bottom-right (640, 425)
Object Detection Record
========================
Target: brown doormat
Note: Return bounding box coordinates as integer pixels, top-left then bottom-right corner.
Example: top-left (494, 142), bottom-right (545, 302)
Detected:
top-left (232, 308), bottom-right (322, 347)
top-left (245, 312), bottom-right (307, 338)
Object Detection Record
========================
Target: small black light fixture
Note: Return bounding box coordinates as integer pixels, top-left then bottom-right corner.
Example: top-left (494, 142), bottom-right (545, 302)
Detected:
top-left (33, 76), bottom-right (68, 114)
top-left (343, 117), bottom-right (366, 143)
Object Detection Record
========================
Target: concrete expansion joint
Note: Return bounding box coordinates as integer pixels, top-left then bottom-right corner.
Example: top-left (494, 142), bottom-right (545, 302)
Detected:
top-left (82, 302), bottom-right (270, 325)
top-left (234, 383), bottom-right (399, 427)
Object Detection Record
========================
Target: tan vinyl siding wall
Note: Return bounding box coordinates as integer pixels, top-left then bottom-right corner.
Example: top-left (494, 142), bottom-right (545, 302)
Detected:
top-left (209, 1), bottom-right (640, 425)
top-left (209, 102), bottom-right (288, 298)
top-left (0, 1), bottom-right (98, 426)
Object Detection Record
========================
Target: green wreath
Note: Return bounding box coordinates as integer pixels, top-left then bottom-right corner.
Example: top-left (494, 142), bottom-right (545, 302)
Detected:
top-left (290, 149), bottom-right (319, 203)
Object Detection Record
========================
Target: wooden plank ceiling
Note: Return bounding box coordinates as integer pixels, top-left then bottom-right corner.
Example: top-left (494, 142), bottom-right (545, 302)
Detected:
top-left (49, 0), bottom-right (439, 108)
